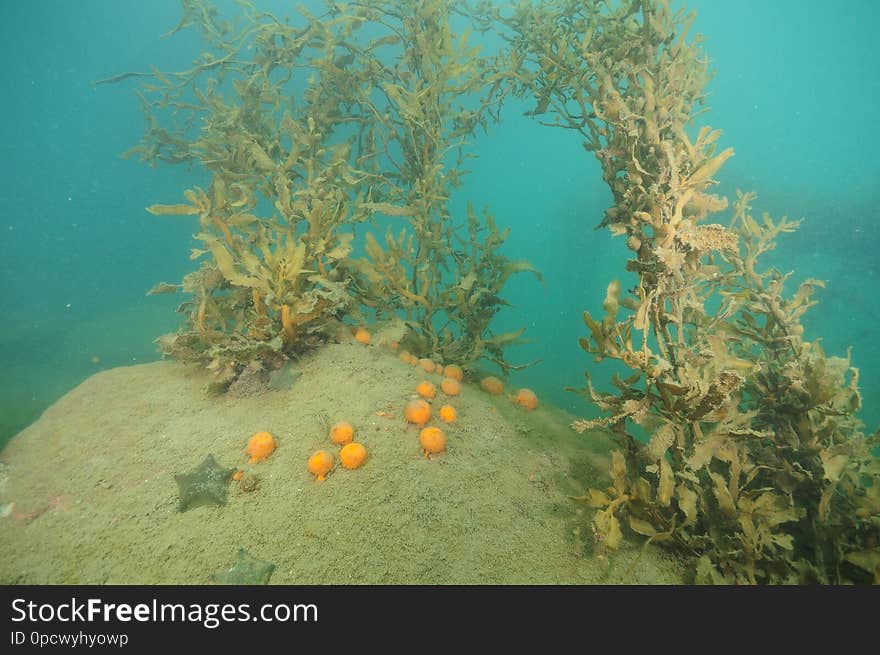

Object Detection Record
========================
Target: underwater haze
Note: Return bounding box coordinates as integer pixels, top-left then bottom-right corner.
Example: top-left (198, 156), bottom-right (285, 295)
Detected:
top-left (1, 0), bottom-right (878, 446)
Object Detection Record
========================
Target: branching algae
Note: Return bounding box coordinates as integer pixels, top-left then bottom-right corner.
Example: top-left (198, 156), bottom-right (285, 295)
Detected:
top-left (344, 0), bottom-right (542, 373)
top-left (490, 0), bottom-right (879, 583)
top-left (102, 0), bottom-right (538, 390)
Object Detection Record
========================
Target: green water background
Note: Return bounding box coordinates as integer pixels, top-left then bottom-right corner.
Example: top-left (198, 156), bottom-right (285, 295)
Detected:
top-left (1, 0), bottom-right (877, 446)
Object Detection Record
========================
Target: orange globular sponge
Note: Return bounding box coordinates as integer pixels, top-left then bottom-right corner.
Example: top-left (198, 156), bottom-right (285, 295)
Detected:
top-left (354, 327), bottom-right (371, 345)
top-left (444, 364), bottom-right (464, 381)
top-left (416, 381), bottom-right (437, 399)
top-left (419, 426), bottom-right (446, 455)
top-left (330, 421), bottom-right (355, 445)
top-left (246, 431), bottom-right (277, 463)
top-left (439, 405), bottom-right (457, 423)
top-left (404, 399), bottom-right (432, 426)
top-left (418, 358), bottom-right (436, 373)
top-left (480, 376), bottom-right (504, 395)
top-left (308, 450), bottom-right (334, 481)
top-left (340, 442), bottom-right (367, 470)
top-left (515, 388), bottom-right (539, 411)
top-left (398, 351), bottom-right (412, 364)
top-left (232, 470), bottom-right (244, 482)
top-left (440, 378), bottom-right (460, 396)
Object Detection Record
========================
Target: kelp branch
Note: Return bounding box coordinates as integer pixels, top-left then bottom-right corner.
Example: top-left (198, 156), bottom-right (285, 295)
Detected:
top-left (497, 0), bottom-right (879, 583)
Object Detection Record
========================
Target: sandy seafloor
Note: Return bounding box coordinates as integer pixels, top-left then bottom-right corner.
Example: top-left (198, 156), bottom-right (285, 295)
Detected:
top-left (0, 337), bottom-right (684, 584)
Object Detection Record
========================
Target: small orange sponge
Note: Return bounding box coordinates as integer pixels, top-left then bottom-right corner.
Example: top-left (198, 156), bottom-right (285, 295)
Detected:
top-left (404, 399), bottom-right (432, 425)
top-left (480, 376), bottom-right (504, 395)
top-left (515, 388), bottom-right (539, 411)
top-left (440, 378), bottom-right (460, 396)
top-left (418, 358), bottom-right (436, 373)
top-left (444, 364), bottom-right (464, 381)
top-left (439, 405), bottom-right (457, 423)
top-left (416, 381), bottom-right (437, 399)
top-left (308, 450), bottom-right (334, 481)
top-left (354, 327), bottom-right (371, 345)
top-left (246, 431), bottom-right (276, 463)
top-left (340, 442), bottom-right (367, 469)
top-left (330, 421), bottom-right (355, 445)
top-left (420, 426), bottom-right (446, 455)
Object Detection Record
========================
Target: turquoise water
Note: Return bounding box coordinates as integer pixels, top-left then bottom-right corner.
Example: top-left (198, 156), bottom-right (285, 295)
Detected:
top-left (1, 0), bottom-right (877, 445)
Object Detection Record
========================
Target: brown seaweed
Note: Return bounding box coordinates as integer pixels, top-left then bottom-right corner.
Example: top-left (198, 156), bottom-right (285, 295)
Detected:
top-left (104, 0), bottom-right (538, 387)
top-left (490, 0), bottom-right (880, 583)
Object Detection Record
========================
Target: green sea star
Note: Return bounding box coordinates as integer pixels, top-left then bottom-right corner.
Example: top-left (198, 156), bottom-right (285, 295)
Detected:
top-left (213, 549), bottom-right (276, 585)
top-left (173, 454), bottom-right (234, 512)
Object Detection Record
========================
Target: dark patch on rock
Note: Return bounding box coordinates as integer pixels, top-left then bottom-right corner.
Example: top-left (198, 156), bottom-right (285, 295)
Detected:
top-left (227, 360), bottom-right (269, 397)
top-left (213, 549), bottom-right (276, 584)
top-left (238, 473), bottom-right (260, 493)
top-left (267, 362), bottom-right (302, 391)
